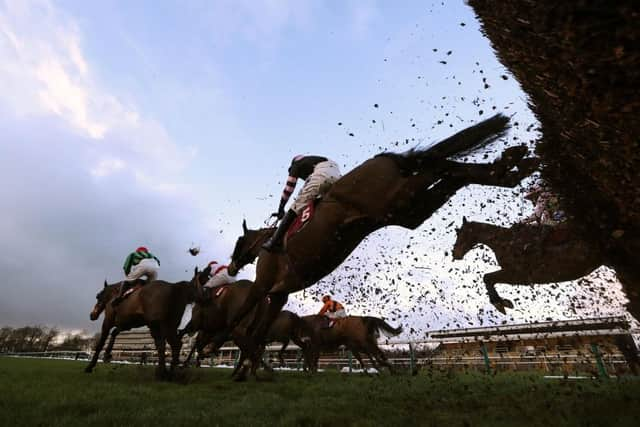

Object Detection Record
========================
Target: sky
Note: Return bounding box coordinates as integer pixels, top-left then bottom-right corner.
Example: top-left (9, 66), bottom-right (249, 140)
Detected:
top-left (0, 0), bottom-right (630, 337)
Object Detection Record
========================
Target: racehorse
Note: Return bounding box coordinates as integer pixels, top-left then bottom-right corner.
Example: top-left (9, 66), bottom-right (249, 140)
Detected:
top-left (178, 273), bottom-right (275, 380)
top-left (221, 114), bottom-right (538, 378)
top-left (264, 310), bottom-right (315, 368)
top-left (301, 315), bottom-right (402, 374)
top-left (183, 310), bottom-right (315, 371)
top-left (85, 269), bottom-right (205, 379)
top-left (451, 218), bottom-right (640, 317)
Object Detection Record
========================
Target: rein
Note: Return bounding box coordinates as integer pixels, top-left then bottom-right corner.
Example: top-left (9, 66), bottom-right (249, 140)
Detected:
top-left (244, 228), bottom-right (275, 260)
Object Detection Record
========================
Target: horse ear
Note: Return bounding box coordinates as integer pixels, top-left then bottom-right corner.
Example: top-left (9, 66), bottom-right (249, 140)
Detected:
top-left (104, 280), bottom-right (108, 288)
top-left (242, 219), bottom-right (248, 233)
top-left (194, 266), bottom-right (199, 276)
top-left (462, 216), bottom-right (468, 225)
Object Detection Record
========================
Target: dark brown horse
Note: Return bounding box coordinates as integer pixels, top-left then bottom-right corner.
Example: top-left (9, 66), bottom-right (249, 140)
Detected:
top-left (183, 310), bottom-right (315, 370)
top-left (221, 115), bottom-right (537, 370)
top-left (264, 310), bottom-right (315, 368)
top-left (451, 218), bottom-right (640, 316)
top-left (178, 274), bottom-right (275, 380)
top-left (85, 269), bottom-right (205, 379)
top-left (301, 315), bottom-right (402, 374)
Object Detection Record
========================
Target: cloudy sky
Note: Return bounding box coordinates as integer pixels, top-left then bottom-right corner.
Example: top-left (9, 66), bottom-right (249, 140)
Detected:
top-left (0, 0), bottom-right (629, 336)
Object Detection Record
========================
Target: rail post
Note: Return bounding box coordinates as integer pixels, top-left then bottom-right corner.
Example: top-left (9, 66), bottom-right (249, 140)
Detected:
top-left (591, 343), bottom-right (608, 379)
top-left (409, 343), bottom-right (416, 374)
top-left (296, 349), bottom-right (302, 371)
top-left (348, 351), bottom-right (353, 373)
top-left (480, 341), bottom-right (491, 375)
top-left (233, 349), bottom-right (241, 369)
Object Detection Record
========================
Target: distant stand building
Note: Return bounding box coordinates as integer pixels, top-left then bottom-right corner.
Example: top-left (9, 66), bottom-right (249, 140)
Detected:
top-left (423, 316), bottom-right (639, 376)
top-left (106, 316), bottom-right (639, 376)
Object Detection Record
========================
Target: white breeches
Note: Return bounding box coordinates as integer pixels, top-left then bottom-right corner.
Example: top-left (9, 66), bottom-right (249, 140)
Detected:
top-left (292, 160), bottom-right (341, 214)
top-left (203, 270), bottom-right (235, 289)
top-left (326, 309), bottom-right (347, 319)
top-left (125, 258), bottom-right (159, 282)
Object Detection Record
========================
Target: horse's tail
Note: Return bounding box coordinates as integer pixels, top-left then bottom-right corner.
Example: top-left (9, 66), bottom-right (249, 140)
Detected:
top-left (378, 113), bottom-right (510, 172)
top-left (368, 317), bottom-right (403, 339)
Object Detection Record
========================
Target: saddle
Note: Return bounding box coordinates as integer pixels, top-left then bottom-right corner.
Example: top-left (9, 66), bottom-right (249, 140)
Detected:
top-left (114, 280), bottom-right (145, 306)
top-left (319, 316), bottom-right (343, 329)
top-left (214, 285), bottom-right (230, 298)
top-left (202, 285), bottom-right (230, 303)
top-left (286, 181), bottom-right (334, 240)
top-left (286, 201), bottom-right (316, 240)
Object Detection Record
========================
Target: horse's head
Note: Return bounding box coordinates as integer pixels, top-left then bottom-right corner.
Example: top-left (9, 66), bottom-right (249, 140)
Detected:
top-left (191, 265), bottom-right (211, 288)
top-left (90, 280), bottom-right (113, 321)
top-left (227, 219), bottom-right (275, 276)
top-left (452, 217), bottom-right (476, 260)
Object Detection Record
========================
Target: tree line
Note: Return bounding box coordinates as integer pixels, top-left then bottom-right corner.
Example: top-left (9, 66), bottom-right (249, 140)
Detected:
top-left (0, 325), bottom-right (97, 353)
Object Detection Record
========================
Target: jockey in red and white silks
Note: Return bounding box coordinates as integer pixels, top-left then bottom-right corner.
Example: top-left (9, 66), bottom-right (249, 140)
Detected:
top-left (203, 261), bottom-right (236, 289)
top-left (263, 155), bottom-right (341, 252)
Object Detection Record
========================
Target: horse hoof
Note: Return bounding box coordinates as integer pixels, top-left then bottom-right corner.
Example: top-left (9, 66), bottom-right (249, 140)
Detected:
top-left (233, 373), bottom-right (247, 382)
top-left (502, 299), bottom-right (514, 309)
top-left (84, 367), bottom-right (93, 374)
top-left (491, 301), bottom-right (507, 314)
top-left (103, 355), bottom-right (112, 364)
top-left (502, 145), bottom-right (528, 163)
top-left (517, 157), bottom-right (540, 175)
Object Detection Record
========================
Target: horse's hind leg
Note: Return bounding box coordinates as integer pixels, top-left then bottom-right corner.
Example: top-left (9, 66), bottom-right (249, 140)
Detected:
top-left (443, 146), bottom-right (538, 188)
top-left (351, 350), bottom-right (370, 376)
top-left (484, 270), bottom-right (515, 314)
top-left (373, 347), bottom-right (395, 374)
top-left (365, 351), bottom-right (382, 372)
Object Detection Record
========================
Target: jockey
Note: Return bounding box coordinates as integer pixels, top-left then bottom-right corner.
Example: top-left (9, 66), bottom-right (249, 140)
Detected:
top-left (318, 295), bottom-right (346, 327)
top-left (113, 246), bottom-right (160, 306)
top-left (523, 184), bottom-right (565, 226)
top-left (262, 155), bottom-right (342, 252)
top-left (202, 261), bottom-right (236, 299)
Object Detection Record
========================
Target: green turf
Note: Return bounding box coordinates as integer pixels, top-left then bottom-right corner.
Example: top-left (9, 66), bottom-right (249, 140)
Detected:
top-left (1, 357), bottom-right (639, 427)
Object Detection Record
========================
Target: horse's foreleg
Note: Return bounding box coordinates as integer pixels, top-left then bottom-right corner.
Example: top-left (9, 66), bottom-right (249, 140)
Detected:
top-left (85, 326), bottom-right (111, 373)
top-left (484, 270), bottom-right (515, 314)
top-left (252, 293), bottom-right (289, 344)
top-left (167, 333), bottom-right (181, 373)
top-left (103, 327), bottom-right (120, 363)
top-left (183, 340), bottom-right (197, 368)
top-left (177, 320), bottom-right (193, 340)
top-left (150, 328), bottom-right (167, 380)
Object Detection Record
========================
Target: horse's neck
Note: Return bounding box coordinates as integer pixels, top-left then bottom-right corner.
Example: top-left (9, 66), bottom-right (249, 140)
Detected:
top-left (467, 222), bottom-right (506, 245)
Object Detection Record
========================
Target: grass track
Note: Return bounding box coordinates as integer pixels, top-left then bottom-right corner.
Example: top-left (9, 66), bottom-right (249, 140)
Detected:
top-left (1, 357), bottom-right (639, 427)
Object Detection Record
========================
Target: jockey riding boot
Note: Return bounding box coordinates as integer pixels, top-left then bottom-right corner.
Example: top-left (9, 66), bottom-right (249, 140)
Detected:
top-left (112, 281), bottom-right (131, 307)
top-left (262, 209), bottom-right (297, 252)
